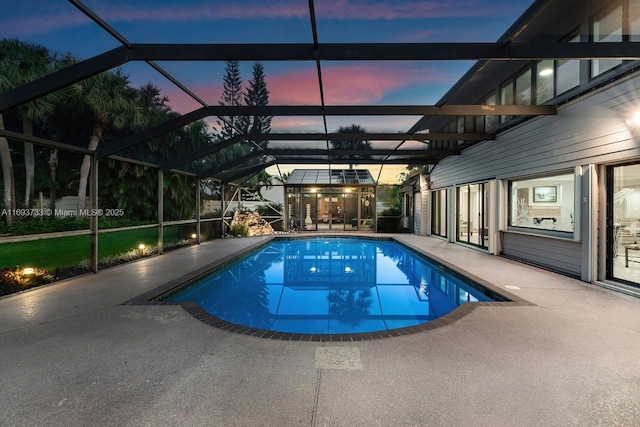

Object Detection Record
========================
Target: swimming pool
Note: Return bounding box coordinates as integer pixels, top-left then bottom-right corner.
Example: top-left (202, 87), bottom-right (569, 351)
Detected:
top-left (163, 237), bottom-right (506, 335)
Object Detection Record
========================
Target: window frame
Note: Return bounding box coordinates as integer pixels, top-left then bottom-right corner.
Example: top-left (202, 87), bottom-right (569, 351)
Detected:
top-left (591, 2), bottom-right (624, 78)
top-left (430, 188), bottom-right (448, 238)
top-left (507, 171), bottom-right (578, 238)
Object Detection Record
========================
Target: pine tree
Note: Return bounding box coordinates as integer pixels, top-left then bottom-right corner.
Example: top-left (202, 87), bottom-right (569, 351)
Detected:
top-left (240, 62), bottom-right (272, 138)
top-left (242, 62), bottom-right (272, 188)
top-left (217, 60), bottom-right (243, 141)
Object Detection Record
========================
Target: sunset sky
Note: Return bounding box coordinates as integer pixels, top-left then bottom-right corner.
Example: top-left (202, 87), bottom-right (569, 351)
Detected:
top-left (1, 0), bottom-right (535, 182)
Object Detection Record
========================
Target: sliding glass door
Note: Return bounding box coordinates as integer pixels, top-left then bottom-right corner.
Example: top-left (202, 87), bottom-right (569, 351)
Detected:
top-left (608, 164), bottom-right (640, 287)
top-left (456, 183), bottom-right (488, 249)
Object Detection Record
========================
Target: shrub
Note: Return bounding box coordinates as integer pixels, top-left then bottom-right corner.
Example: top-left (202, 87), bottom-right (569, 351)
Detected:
top-left (0, 217), bottom-right (89, 236)
top-left (0, 216), bottom-right (155, 236)
top-left (0, 267), bottom-right (53, 296)
top-left (229, 223), bottom-right (249, 237)
top-left (377, 206), bottom-right (403, 232)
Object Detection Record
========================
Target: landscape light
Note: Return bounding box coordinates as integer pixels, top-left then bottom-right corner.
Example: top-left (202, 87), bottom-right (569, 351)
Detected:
top-left (23, 267), bottom-right (35, 275)
top-left (191, 233), bottom-right (197, 239)
top-left (138, 244), bottom-right (146, 250)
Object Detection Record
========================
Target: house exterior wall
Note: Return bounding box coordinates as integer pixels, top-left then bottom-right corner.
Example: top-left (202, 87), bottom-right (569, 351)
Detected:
top-left (427, 71), bottom-right (640, 280)
top-left (430, 72), bottom-right (640, 188)
top-left (414, 191), bottom-right (422, 235)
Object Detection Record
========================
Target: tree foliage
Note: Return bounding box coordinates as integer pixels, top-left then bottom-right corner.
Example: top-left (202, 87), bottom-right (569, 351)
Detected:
top-left (0, 40), bottom-right (279, 229)
top-left (330, 124), bottom-right (371, 168)
top-left (217, 60), bottom-right (243, 141)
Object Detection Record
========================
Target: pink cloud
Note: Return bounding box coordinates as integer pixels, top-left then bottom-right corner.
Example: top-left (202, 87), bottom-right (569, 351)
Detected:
top-left (267, 63), bottom-right (451, 105)
top-left (150, 61), bottom-right (452, 133)
top-left (265, 69), bottom-right (322, 105)
top-left (157, 62), bottom-right (451, 131)
top-left (270, 117), bottom-right (326, 132)
top-left (162, 86), bottom-right (207, 114)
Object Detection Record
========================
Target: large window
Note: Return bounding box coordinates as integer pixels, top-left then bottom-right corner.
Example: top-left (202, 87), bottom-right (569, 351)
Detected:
top-left (431, 189), bottom-right (447, 238)
top-left (592, 4), bottom-right (623, 77)
top-left (509, 173), bottom-right (575, 233)
top-left (536, 60), bottom-right (554, 104)
top-left (535, 33), bottom-right (581, 103)
top-left (484, 93), bottom-right (498, 131)
top-left (500, 81), bottom-right (514, 124)
top-left (609, 163), bottom-right (640, 287)
top-left (556, 34), bottom-right (581, 95)
top-left (515, 69), bottom-right (532, 105)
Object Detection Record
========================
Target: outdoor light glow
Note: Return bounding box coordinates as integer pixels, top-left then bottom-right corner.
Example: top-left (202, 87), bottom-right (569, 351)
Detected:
top-left (344, 266), bottom-right (352, 273)
top-left (345, 188), bottom-right (352, 193)
top-left (627, 111), bottom-right (640, 127)
top-left (191, 233), bottom-right (197, 239)
top-left (138, 244), bottom-right (146, 250)
top-left (310, 188), bottom-right (317, 193)
top-left (310, 267), bottom-right (317, 273)
top-left (539, 68), bottom-right (553, 77)
top-left (23, 267), bottom-right (35, 275)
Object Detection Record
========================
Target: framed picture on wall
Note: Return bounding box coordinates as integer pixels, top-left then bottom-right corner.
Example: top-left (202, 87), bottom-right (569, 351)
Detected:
top-left (533, 186), bottom-right (557, 203)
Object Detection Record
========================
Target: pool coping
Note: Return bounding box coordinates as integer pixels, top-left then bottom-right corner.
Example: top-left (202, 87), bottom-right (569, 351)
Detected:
top-left (124, 234), bottom-right (534, 342)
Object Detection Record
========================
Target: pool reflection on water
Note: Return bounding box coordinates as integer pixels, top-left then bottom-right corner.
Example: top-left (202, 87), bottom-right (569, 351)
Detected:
top-left (167, 238), bottom-right (496, 334)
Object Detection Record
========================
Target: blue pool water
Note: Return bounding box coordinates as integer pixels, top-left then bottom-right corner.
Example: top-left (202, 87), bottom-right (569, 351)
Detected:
top-left (166, 238), bottom-right (499, 334)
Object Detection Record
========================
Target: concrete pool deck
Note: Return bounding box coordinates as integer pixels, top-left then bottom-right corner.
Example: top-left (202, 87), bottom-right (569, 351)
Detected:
top-left (1, 234), bottom-right (639, 426)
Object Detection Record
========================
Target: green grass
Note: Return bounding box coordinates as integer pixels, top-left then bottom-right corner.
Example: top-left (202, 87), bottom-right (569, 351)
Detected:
top-left (0, 227), bottom-right (179, 272)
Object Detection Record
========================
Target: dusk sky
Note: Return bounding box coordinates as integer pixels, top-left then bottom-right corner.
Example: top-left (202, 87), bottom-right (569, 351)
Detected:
top-left (1, 0), bottom-right (535, 182)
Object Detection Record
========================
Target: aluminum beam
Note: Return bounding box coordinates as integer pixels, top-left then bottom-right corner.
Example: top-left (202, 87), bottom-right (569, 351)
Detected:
top-left (268, 157), bottom-right (438, 165)
top-left (247, 132), bottom-right (494, 141)
top-left (264, 148), bottom-right (459, 156)
top-left (3, 40), bottom-right (635, 112)
top-left (201, 105), bottom-right (555, 116)
top-left (128, 42), bottom-right (640, 61)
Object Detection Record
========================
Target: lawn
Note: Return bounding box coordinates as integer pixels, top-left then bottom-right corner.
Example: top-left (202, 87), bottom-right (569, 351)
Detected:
top-left (0, 227), bottom-right (179, 272)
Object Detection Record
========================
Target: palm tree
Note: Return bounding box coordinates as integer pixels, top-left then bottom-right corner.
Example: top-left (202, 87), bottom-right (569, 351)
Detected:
top-left (0, 40), bottom-right (58, 211)
top-left (330, 124), bottom-right (371, 169)
top-left (328, 287), bottom-right (373, 328)
top-left (76, 69), bottom-right (145, 211)
top-left (44, 52), bottom-right (81, 211)
top-left (0, 113), bottom-right (14, 225)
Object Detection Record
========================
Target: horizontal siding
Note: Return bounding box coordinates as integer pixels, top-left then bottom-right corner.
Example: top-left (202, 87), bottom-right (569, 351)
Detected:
top-left (430, 72), bottom-right (640, 188)
top-left (502, 232), bottom-right (582, 277)
top-left (414, 192), bottom-right (422, 234)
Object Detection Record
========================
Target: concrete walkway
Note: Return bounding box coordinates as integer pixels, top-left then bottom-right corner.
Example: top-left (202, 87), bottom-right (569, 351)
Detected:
top-left (1, 235), bottom-right (639, 426)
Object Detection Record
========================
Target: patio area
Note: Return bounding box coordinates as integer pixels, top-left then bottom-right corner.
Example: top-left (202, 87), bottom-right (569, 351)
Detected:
top-left (1, 234), bottom-right (639, 426)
